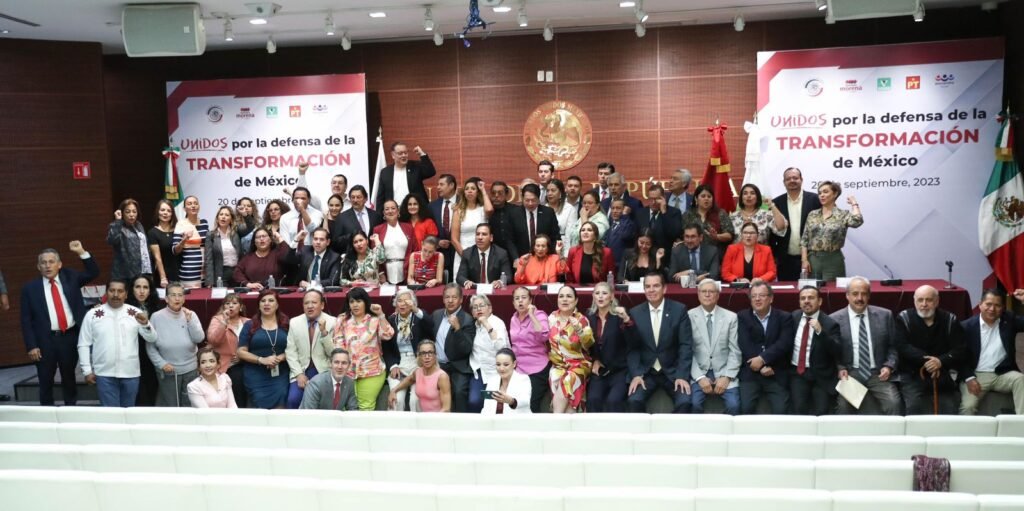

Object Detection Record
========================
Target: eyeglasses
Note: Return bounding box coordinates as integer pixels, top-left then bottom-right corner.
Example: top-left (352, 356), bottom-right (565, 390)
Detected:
top-left (418, 351), bottom-right (436, 357)
top-left (471, 304), bottom-right (488, 310)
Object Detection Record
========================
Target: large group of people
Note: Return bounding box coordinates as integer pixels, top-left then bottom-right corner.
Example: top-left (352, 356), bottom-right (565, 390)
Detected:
top-left (8, 149), bottom-right (1023, 416)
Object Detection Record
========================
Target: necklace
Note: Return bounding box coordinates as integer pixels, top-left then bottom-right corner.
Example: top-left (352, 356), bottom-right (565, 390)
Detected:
top-left (263, 326), bottom-right (279, 355)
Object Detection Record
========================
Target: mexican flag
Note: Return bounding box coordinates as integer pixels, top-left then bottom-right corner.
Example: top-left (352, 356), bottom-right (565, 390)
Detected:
top-left (368, 128), bottom-right (386, 210)
top-left (979, 112), bottom-right (1024, 291)
top-left (701, 123), bottom-right (737, 212)
top-left (162, 145), bottom-right (183, 207)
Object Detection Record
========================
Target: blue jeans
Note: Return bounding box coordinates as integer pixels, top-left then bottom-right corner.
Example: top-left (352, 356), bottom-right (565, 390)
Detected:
top-left (96, 376), bottom-right (140, 407)
top-left (691, 371), bottom-right (739, 415)
top-left (287, 365), bottom-right (319, 409)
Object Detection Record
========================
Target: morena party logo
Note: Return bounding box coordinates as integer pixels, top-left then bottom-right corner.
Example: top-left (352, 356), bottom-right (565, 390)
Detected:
top-left (206, 106), bottom-right (224, 123)
top-left (804, 79), bottom-right (824, 97)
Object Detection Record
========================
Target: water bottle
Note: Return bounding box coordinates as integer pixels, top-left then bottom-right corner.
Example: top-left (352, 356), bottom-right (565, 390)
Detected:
top-left (215, 276), bottom-right (223, 288)
top-left (607, 271), bottom-right (615, 288)
top-left (499, 272), bottom-right (508, 287)
top-left (799, 268), bottom-right (808, 280)
top-left (444, 269), bottom-right (450, 284)
top-left (268, 274), bottom-right (276, 288)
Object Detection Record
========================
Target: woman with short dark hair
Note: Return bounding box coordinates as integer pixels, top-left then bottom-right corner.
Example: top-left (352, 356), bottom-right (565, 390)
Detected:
top-left (107, 198), bottom-right (153, 281)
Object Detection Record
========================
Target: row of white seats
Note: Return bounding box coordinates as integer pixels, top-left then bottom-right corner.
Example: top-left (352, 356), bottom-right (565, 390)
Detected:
top-left (2, 469), bottom-right (1022, 511)
top-left (3, 422), bottom-right (1023, 461)
top-left (2, 406), bottom-right (1022, 437)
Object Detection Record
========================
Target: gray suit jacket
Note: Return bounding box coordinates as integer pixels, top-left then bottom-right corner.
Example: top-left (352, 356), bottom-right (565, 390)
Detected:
top-left (668, 242), bottom-right (721, 282)
top-left (299, 372), bottom-right (358, 411)
top-left (688, 306), bottom-right (741, 387)
top-left (829, 305), bottom-right (900, 380)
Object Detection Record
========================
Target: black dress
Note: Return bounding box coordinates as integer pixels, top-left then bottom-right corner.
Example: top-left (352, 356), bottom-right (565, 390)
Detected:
top-left (147, 226), bottom-right (179, 282)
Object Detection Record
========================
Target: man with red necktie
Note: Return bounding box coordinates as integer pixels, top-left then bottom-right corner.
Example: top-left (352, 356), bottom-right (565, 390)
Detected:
top-left (299, 348), bottom-right (357, 411)
top-left (787, 286), bottom-right (842, 415)
top-left (20, 241), bottom-right (99, 406)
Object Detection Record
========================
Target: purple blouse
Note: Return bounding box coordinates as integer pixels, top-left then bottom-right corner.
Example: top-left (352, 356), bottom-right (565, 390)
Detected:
top-left (509, 309), bottom-right (551, 375)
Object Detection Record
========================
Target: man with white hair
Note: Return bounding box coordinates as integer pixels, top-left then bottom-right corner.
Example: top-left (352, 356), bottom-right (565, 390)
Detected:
top-left (666, 168), bottom-right (694, 214)
top-left (895, 285), bottom-right (966, 415)
top-left (829, 277), bottom-right (901, 415)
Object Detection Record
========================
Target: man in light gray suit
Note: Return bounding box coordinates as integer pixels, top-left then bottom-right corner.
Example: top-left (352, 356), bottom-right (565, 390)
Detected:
top-left (689, 279), bottom-right (742, 414)
top-left (829, 277), bottom-right (901, 415)
top-left (299, 348), bottom-right (358, 411)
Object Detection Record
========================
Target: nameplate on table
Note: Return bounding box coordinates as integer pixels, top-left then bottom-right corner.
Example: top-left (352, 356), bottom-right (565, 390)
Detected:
top-left (797, 279), bottom-right (818, 289)
top-left (211, 288), bottom-right (228, 299)
top-left (835, 277), bottom-right (852, 289)
top-left (546, 283), bottom-right (563, 294)
top-left (379, 284), bottom-right (397, 297)
top-left (771, 284), bottom-right (796, 290)
top-left (475, 283), bottom-right (494, 295)
top-left (627, 282), bottom-right (644, 293)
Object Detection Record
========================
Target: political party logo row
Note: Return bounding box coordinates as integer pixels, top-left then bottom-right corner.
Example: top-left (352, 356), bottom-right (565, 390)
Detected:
top-left (205, 104), bottom-right (331, 123)
top-left (803, 73), bottom-right (956, 96)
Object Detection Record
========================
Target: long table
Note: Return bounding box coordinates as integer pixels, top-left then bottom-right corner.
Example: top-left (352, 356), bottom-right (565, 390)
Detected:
top-left (183, 280), bottom-right (971, 327)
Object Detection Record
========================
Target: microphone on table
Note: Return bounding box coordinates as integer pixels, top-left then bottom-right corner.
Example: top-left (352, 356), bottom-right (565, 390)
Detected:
top-left (944, 260), bottom-right (955, 289)
top-left (881, 265), bottom-right (902, 287)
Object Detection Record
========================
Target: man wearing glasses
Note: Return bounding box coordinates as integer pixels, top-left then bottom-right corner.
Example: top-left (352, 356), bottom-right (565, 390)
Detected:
top-left (737, 281), bottom-right (795, 414)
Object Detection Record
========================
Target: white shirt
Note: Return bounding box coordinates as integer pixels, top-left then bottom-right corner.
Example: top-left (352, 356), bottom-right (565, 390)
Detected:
top-left (42, 252), bottom-right (90, 331)
top-left (77, 303), bottom-right (158, 378)
top-left (847, 307), bottom-right (875, 370)
top-left (470, 315), bottom-right (510, 381)
top-left (976, 319), bottom-right (1007, 373)
top-left (792, 310), bottom-right (820, 366)
top-left (383, 223), bottom-right (408, 260)
top-left (220, 235), bottom-right (238, 267)
top-left (280, 206), bottom-right (324, 249)
top-left (392, 166), bottom-right (410, 206)
top-left (787, 193), bottom-right (804, 256)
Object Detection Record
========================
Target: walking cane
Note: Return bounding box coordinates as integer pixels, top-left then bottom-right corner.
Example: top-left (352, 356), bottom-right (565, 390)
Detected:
top-left (919, 366), bottom-right (939, 415)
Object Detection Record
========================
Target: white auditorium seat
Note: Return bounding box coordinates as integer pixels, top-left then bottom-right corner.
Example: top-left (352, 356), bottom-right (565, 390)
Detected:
top-left (570, 413), bottom-right (651, 433)
top-left (417, 413), bottom-right (493, 431)
top-left (173, 446), bottom-right (276, 476)
top-left (905, 415), bottom-right (998, 437)
top-left (564, 487), bottom-right (696, 511)
top-left (822, 436), bottom-right (926, 459)
top-left (0, 405), bottom-right (58, 423)
top-left (698, 458), bottom-right (816, 489)
top-left (997, 415), bottom-right (1024, 437)
top-left (0, 422), bottom-right (59, 444)
top-left (649, 415), bottom-right (733, 434)
top-left (203, 474), bottom-right (322, 510)
top-left (79, 444), bottom-right (177, 473)
top-left (206, 425), bottom-right (287, 447)
top-left (814, 459), bottom-right (913, 491)
top-left (978, 494), bottom-right (1024, 510)
top-left (490, 414), bottom-right (573, 432)
top-left (732, 415), bottom-right (819, 435)
top-left (831, 490), bottom-right (979, 511)
top-left (286, 427), bottom-right (371, 451)
top-left (194, 407), bottom-right (269, 426)
top-left (453, 431), bottom-right (544, 454)
top-left (727, 435), bottom-right (825, 459)
top-left (368, 429), bottom-right (456, 453)
top-left (272, 449), bottom-right (372, 481)
top-left (0, 444), bottom-right (81, 471)
top-left (339, 411), bottom-right (417, 430)
top-left (123, 407), bottom-right (197, 425)
top-left (950, 461), bottom-right (1024, 495)
top-left (584, 455), bottom-right (698, 488)
top-left (57, 423), bottom-right (132, 445)
top-left (56, 406), bottom-right (126, 424)
top-left (130, 423), bottom-right (208, 446)
top-left (0, 469), bottom-right (100, 511)
top-left (437, 484), bottom-right (564, 511)
top-left (633, 433), bottom-right (730, 457)
top-left (540, 432), bottom-right (636, 455)
top-left (694, 488), bottom-right (832, 511)
top-left (926, 437), bottom-right (1024, 461)
top-left (817, 415), bottom-right (906, 436)
top-left (92, 472), bottom-right (207, 511)
top-left (371, 452), bottom-right (475, 484)
top-left (474, 456), bottom-right (585, 487)
top-left (266, 409), bottom-right (343, 428)
top-left (319, 479), bottom-right (441, 510)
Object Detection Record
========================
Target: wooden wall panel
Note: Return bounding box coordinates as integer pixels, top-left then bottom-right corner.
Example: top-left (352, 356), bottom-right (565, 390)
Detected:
top-left (557, 29), bottom-right (659, 82)
top-left (460, 35), bottom-right (555, 87)
top-left (461, 84), bottom-right (555, 136)
top-left (559, 80), bottom-right (659, 132)
top-left (0, 96), bottom-right (107, 148)
top-left (0, 39), bottom-right (103, 94)
top-left (365, 41), bottom-right (457, 91)
top-left (659, 24), bottom-right (761, 78)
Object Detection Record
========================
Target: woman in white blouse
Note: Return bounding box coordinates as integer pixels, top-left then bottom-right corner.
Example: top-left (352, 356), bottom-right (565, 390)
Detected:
top-left (372, 200), bottom-right (419, 285)
top-left (482, 348), bottom-right (533, 414)
top-left (545, 179), bottom-right (578, 241)
top-left (467, 294), bottom-right (509, 413)
top-left (187, 347), bottom-right (237, 408)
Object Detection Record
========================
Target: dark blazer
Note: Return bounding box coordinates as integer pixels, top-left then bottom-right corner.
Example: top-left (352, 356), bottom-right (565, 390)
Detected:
top-left (489, 203), bottom-right (523, 261)
top-left (204, 227), bottom-right (243, 286)
top-left (374, 154), bottom-right (437, 208)
top-left (603, 216), bottom-right (638, 267)
top-left (383, 311), bottom-right (435, 370)
top-left (20, 255), bottom-right (100, 351)
top-left (626, 299), bottom-right (693, 381)
top-left (331, 207), bottom-right (383, 253)
top-left (960, 311), bottom-right (1024, 381)
top-left (895, 308), bottom-right (966, 377)
top-left (829, 305), bottom-right (900, 380)
top-left (618, 248), bottom-right (668, 283)
top-left (431, 307), bottom-right (477, 374)
top-left (633, 206), bottom-right (682, 253)
top-left (428, 195), bottom-right (458, 243)
top-left (107, 220), bottom-right (148, 281)
top-left (789, 310), bottom-right (842, 390)
top-left (770, 191), bottom-right (821, 257)
top-left (587, 312), bottom-right (630, 373)
top-left (668, 242), bottom-right (721, 282)
top-left (456, 245), bottom-right (513, 286)
top-left (600, 192), bottom-right (643, 220)
top-left (286, 246), bottom-right (342, 286)
top-left (298, 372), bottom-right (358, 411)
top-left (737, 307), bottom-right (795, 379)
top-left (512, 205), bottom-right (561, 257)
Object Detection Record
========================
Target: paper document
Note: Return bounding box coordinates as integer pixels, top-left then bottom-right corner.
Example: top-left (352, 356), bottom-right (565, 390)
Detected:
top-left (836, 377), bottom-right (868, 409)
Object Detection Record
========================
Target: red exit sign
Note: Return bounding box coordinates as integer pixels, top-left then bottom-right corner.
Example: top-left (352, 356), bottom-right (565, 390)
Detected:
top-left (73, 161), bottom-right (91, 179)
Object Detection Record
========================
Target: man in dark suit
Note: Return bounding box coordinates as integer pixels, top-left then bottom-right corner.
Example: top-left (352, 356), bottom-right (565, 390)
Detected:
top-left (737, 282), bottom-right (795, 414)
top-left (512, 183), bottom-right (561, 258)
top-left (594, 162), bottom-right (614, 203)
top-left (896, 285), bottom-right (966, 415)
top-left (431, 283), bottom-right (477, 412)
top-left (770, 167), bottom-right (822, 281)
top-left (536, 160), bottom-right (554, 203)
top-left (600, 172), bottom-right (642, 219)
top-left (287, 228), bottom-right (341, 287)
top-left (20, 241), bottom-right (99, 406)
top-left (666, 168), bottom-right (695, 214)
top-left (298, 348), bottom-right (358, 411)
top-left (332, 185), bottom-right (383, 253)
top-left (632, 183), bottom-right (681, 254)
top-left (456, 224), bottom-right (513, 289)
top-left (428, 174), bottom-right (459, 282)
top-left (788, 286), bottom-right (842, 416)
top-left (565, 175), bottom-right (584, 213)
top-left (604, 198), bottom-right (637, 268)
top-left (959, 288), bottom-right (1024, 415)
top-left (373, 142), bottom-right (436, 209)
top-left (829, 277), bottom-right (901, 415)
top-left (488, 181), bottom-right (523, 261)
top-left (669, 223), bottom-right (721, 284)
top-left (626, 271), bottom-right (693, 413)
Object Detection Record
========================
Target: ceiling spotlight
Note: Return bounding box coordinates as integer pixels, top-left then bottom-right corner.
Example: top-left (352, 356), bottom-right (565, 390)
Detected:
top-left (825, 10), bottom-right (835, 23)
top-left (912, 1), bottom-right (925, 21)
top-left (814, 0), bottom-right (827, 11)
top-left (619, 1), bottom-right (636, 7)
top-left (493, 6), bottom-right (512, 13)
top-left (635, 6), bottom-right (648, 23)
top-left (1, 29), bottom-right (8, 34)
top-left (635, 23), bottom-right (646, 38)
top-left (981, 1), bottom-right (998, 11)
top-left (249, 18), bottom-right (267, 25)
top-left (733, 14), bottom-right (745, 31)
top-left (368, 11), bottom-right (386, 18)
top-left (266, 36), bottom-right (276, 54)
top-left (543, 20), bottom-right (553, 41)
top-left (223, 19), bottom-right (234, 41)
top-left (433, 30), bottom-right (443, 46)
top-left (341, 33), bottom-right (352, 50)
top-left (324, 14), bottom-right (335, 36)
top-left (517, 7), bottom-right (528, 27)
top-left (424, 7), bottom-right (435, 31)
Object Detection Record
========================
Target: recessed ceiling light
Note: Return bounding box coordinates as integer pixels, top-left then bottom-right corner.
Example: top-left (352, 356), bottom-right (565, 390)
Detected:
top-left (493, 6), bottom-right (512, 13)
top-left (620, 1), bottom-right (636, 7)
top-left (1, 29), bottom-right (8, 34)
top-left (368, 11), bottom-right (386, 18)
top-left (249, 18), bottom-right (267, 25)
